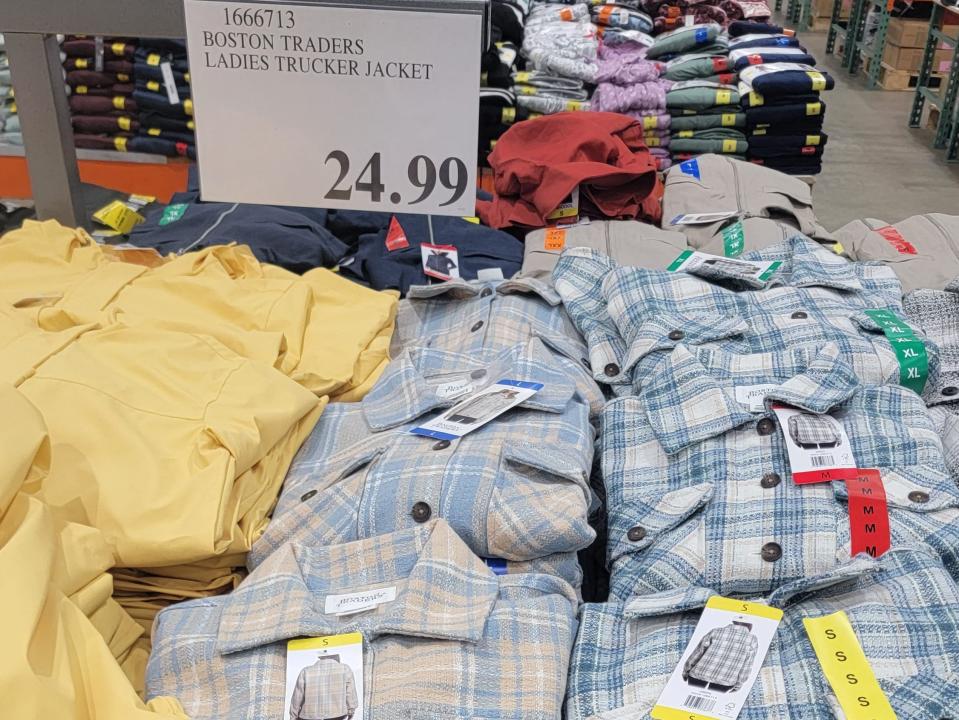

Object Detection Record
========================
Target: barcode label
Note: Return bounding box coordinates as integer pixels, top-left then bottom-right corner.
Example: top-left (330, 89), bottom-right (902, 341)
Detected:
top-left (810, 455), bottom-right (835, 468)
top-left (684, 695), bottom-right (716, 712)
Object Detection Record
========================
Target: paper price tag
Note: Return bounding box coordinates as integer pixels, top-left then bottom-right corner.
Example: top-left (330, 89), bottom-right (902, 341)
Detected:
top-left (544, 227), bottom-right (566, 251)
top-left (421, 242), bottom-right (460, 281)
top-left (863, 309), bottom-right (928, 395)
top-left (667, 250), bottom-right (782, 282)
top-left (410, 380), bottom-right (542, 440)
top-left (651, 596), bottom-right (783, 720)
top-left (772, 405), bottom-right (857, 484)
top-left (803, 612), bottom-right (896, 720)
top-left (286, 633), bottom-right (366, 720)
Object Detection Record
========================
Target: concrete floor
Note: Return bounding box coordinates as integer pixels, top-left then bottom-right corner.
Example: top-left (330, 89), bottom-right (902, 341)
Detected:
top-left (775, 15), bottom-right (959, 231)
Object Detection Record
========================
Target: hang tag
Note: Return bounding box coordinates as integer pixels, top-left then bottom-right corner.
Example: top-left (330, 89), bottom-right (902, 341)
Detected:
top-left (434, 378), bottom-right (475, 400)
top-left (667, 250), bottom-right (782, 282)
top-left (159, 61), bottom-right (181, 105)
top-left (803, 612), bottom-right (896, 720)
top-left (92, 200), bottom-right (145, 234)
top-left (385, 215), bottom-right (409, 251)
top-left (410, 380), bottom-right (542, 441)
top-left (546, 186), bottom-right (580, 222)
top-left (324, 587), bottom-right (397, 616)
top-left (158, 202), bottom-right (189, 226)
top-left (862, 309), bottom-right (928, 395)
top-left (772, 405), bottom-right (857, 484)
top-left (651, 596), bottom-right (783, 720)
top-left (875, 225), bottom-right (917, 255)
top-left (669, 210), bottom-right (740, 226)
top-left (544, 227), bottom-right (567, 251)
top-left (286, 634), bottom-right (365, 720)
top-left (846, 469), bottom-right (890, 559)
top-left (94, 36), bottom-right (104, 72)
top-left (421, 243), bottom-right (460, 281)
top-left (734, 383), bottom-right (780, 412)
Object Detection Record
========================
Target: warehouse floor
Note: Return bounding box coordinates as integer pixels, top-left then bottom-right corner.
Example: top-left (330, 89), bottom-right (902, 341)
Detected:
top-left (783, 22), bottom-right (959, 231)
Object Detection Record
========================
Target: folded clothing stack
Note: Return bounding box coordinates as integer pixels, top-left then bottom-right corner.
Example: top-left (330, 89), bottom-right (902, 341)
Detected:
top-left (650, 24), bottom-right (746, 164)
top-left (733, 24), bottom-right (832, 175)
top-left (516, 1), bottom-right (598, 114)
top-left (0, 35), bottom-right (19, 146)
top-left (479, 0), bottom-right (531, 166)
top-left (131, 39), bottom-right (195, 159)
top-left (61, 35), bottom-right (139, 152)
top-left (643, 0), bottom-right (771, 33)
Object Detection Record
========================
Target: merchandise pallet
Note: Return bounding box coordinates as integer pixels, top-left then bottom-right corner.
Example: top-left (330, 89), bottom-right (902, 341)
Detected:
top-left (909, 0), bottom-right (959, 161)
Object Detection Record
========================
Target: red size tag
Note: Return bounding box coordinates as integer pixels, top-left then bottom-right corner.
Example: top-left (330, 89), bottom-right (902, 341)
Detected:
top-left (876, 225), bottom-right (917, 255)
top-left (385, 216), bottom-right (410, 251)
top-left (711, 57), bottom-right (729, 71)
top-left (175, 141), bottom-right (188, 156)
top-left (718, 73), bottom-right (735, 84)
top-left (801, 146), bottom-right (817, 155)
top-left (846, 469), bottom-right (890, 559)
top-left (748, 54), bottom-right (764, 65)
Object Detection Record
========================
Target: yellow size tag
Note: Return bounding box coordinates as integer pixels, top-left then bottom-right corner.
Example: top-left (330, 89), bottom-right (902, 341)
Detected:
top-left (723, 138), bottom-right (738, 153)
top-left (9, 102), bottom-right (16, 113)
top-left (644, 115), bottom-right (658, 129)
top-left (75, 58), bottom-right (88, 69)
top-left (678, 130), bottom-right (693, 138)
top-left (184, 98), bottom-right (194, 116)
top-left (707, 596), bottom-right (784, 620)
top-left (113, 137), bottom-right (128, 152)
top-left (93, 199), bottom-right (144, 233)
top-left (480, 71), bottom-right (488, 84)
top-left (76, 85), bottom-right (89, 94)
top-left (147, 80), bottom-right (161, 92)
top-left (185, 72), bottom-right (191, 83)
top-left (646, 136), bottom-right (661, 146)
top-left (187, 120), bottom-right (195, 130)
top-left (566, 100), bottom-right (585, 111)
top-left (118, 116), bottom-right (131, 131)
top-left (514, 71), bottom-right (530, 83)
top-left (148, 127), bottom-right (162, 136)
top-left (462, 216), bottom-right (480, 224)
top-left (289, 632), bottom-right (362, 652)
top-left (722, 113), bottom-right (736, 126)
top-left (147, 53), bottom-right (162, 66)
top-left (753, 128), bottom-right (767, 135)
top-left (501, 107), bottom-right (516, 123)
top-left (804, 612), bottom-right (896, 720)
top-left (111, 41), bottom-right (125, 55)
top-left (832, 242), bottom-right (845, 255)
top-left (749, 91), bottom-right (764, 106)
top-left (807, 71), bottom-right (827, 91)
top-left (805, 135), bottom-right (821, 146)
top-left (716, 89), bottom-right (732, 105)
top-left (113, 96), bottom-right (126, 110)
top-left (117, 73), bottom-right (130, 82)
top-left (807, 101), bottom-right (822, 116)
top-left (518, 85), bottom-right (537, 96)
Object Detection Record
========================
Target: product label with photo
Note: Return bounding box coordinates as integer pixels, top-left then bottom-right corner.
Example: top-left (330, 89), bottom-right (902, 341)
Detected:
top-left (286, 633), bottom-right (365, 720)
top-left (667, 249), bottom-right (782, 282)
top-left (420, 243), bottom-right (460, 281)
top-left (772, 404), bottom-right (857, 484)
top-left (410, 379), bottom-right (542, 440)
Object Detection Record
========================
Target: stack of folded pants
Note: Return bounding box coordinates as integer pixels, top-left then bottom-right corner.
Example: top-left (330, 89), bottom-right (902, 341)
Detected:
top-left (0, 35), bottom-right (19, 145)
top-left (132, 39), bottom-right (195, 159)
top-left (516, 1), bottom-right (597, 114)
top-left (480, 1), bottom-right (531, 165)
top-left (650, 24), bottom-right (747, 162)
top-left (61, 36), bottom-right (138, 152)
top-left (735, 28), bottom-right (833, 175)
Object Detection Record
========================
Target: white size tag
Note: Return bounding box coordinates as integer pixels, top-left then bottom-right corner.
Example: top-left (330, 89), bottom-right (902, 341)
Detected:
top-left (667, 250), bottom-right (783, 282)
top-left (421, 242), bottom-right (460, 281)
top-left (324, 587), bottom-right (397, 616)
top-left (476, 267), bottom-right (504, 281)
top-left (160, 61), bottom-right (181, 105)
top-left (669, 210), bottom-right (740, 225)
top-left (286, 633), bottom-right (365, 720)
top-left (684, 14), bottom-right (694, 26)
top-left (434, 378), bottom-right (475, 400)
top-left (734, 384), bottom-right (781, 412)
top-left (652, 596), bottom-right (782, 720)
top-left (411, 379), bottom-right (542, 440)
top-left (771, 404), bottom-right (857, 484)
top-left (94, 36), bottom-right (105, 72)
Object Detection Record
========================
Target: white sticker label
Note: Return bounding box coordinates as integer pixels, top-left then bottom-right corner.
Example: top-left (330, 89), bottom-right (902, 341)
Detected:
top-left (476, 267), bottom-right (504, 281)
top-left (411, 379), bottom-right (542, 440)
top-left (669, 210), bottom-right (740, 225)
top-left (286, 634), bottom-right (365, 720)
top-left (160, 61), bottom-right (181, 105)
top-left (685, 14), bottom-right (694, 26)
top-left (734, 384), bottom-right (781, 412)
top-left (771, 404), bottom-right (857, 484)
top-left (324, 587), bottom-right (397, 616)
top-left (667, 250), bottom-right (782, 282)
top-left (434, 378), bottom-right (475, 400)
top-left (652, 597), bottom-right (783, 720)
top-left (421, 242), bottom-right (460, 281)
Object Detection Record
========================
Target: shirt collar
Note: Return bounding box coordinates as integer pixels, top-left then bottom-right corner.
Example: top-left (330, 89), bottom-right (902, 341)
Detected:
top-left (361, 338), bottom-right (578, 431)
top-left (639, 343), bottom-right (861, 454)
top-left (404, 277), bottom-right (559, 305)
top-left (216, 520), bottom-right (498, 654)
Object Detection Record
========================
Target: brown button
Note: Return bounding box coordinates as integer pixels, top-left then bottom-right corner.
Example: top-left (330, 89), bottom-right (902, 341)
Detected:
top-left (668, 329), bottom-right (685, 341)
top-left (470, 369), bottom-right (487, 379)
top-left (760, 473), bottom-right (781, 489)
top-left (300, 489), bottom-right (317, 502)
top-left (471, 321), bottom-right (484, 332)
top-left (604, 363), bottom-right (620, 377)
top-left (411, 502), bottom-right (432, 522)
top-left (480, 287), bottom-right (493, 298)
top-left (756, 418), bottom-right (776, 436)
top-left (791, 311), bottom-right (808, 319)
top-left (908, 490), bottom-right (930, 504)
top-left (432, 440), bottom-right (451, 451)
top-left (761, 542), bottom-right (782, 562)
top-left (627, 526), bottom-right (647, 542)
top-left (943, 386), bottom-right (958, 397)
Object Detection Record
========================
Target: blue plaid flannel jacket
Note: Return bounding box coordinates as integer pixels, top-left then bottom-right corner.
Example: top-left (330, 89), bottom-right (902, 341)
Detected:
top-left (147, 520), bottom-right (579, 720)
top-left (250, 338), bottom-right (596, 583)
top-left (567, 549), bottom-right (959, 720)
top-left (602, 343), bottom-right (959, 600)
top-left (552, 236), bottom-right (923, 394)
top-left (390, 276), bottom-right (605, 415)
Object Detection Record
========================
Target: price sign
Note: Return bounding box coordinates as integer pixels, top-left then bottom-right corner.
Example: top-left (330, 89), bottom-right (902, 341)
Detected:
top-left (183, 0), bottom-right (483, 215)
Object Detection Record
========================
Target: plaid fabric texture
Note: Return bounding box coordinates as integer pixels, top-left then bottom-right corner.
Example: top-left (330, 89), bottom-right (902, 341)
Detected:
top-left (251, 338), bottom-right (595, 582)
top-left (602, 343), bottom-right (959, 599)
top-left (786, 413), bottom-right (841, 446)
top-left (683, 623), bottom-right (758, 688)
top-left (290, 657), bottom-right (357, 719)
top-left (904, 278), bottom-right (959, 408)
top-left (567, 550), bottom-right (959, 720)
top-left (390, 277), bottom-right (605, 414)
top-left (146, 520), bottom-right (578, 720)
top-left (552, 237), bottom-right (919, 393)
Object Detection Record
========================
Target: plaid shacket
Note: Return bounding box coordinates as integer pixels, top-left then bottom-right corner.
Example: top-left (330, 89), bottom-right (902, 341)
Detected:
top-left (147, 520), bottom-right (579, 720)
top-left (290, 656), bottom-right (357, 719)
top-left (602, 343), bottom-right (959, 600)
top-left (683, 623), bottom-right (758, 688)
top-left (567, 549), bottom-right (959, 720)
top-left (250, 338), bottom-right (595, 584)
top-left (552, 237), bottom-right (920, 394)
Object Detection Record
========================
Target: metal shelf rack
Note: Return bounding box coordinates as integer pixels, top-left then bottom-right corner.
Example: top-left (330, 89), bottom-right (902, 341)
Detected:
top-left (909, 0), bottom-right (959, 161)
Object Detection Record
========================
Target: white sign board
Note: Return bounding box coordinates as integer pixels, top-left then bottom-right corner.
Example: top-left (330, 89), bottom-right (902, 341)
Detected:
top-left (183, 0), bottom-right (482, 215)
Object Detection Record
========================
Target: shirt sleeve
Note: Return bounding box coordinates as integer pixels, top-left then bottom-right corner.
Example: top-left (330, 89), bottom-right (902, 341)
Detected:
top-left (683, 629), bottom-right (715, 678)
top-left (290, 669), bottom-right (306, 720)
top-left (346, 666), bottom-right (359, 714)
top-left (735, 633), bottom-right (760, 690)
